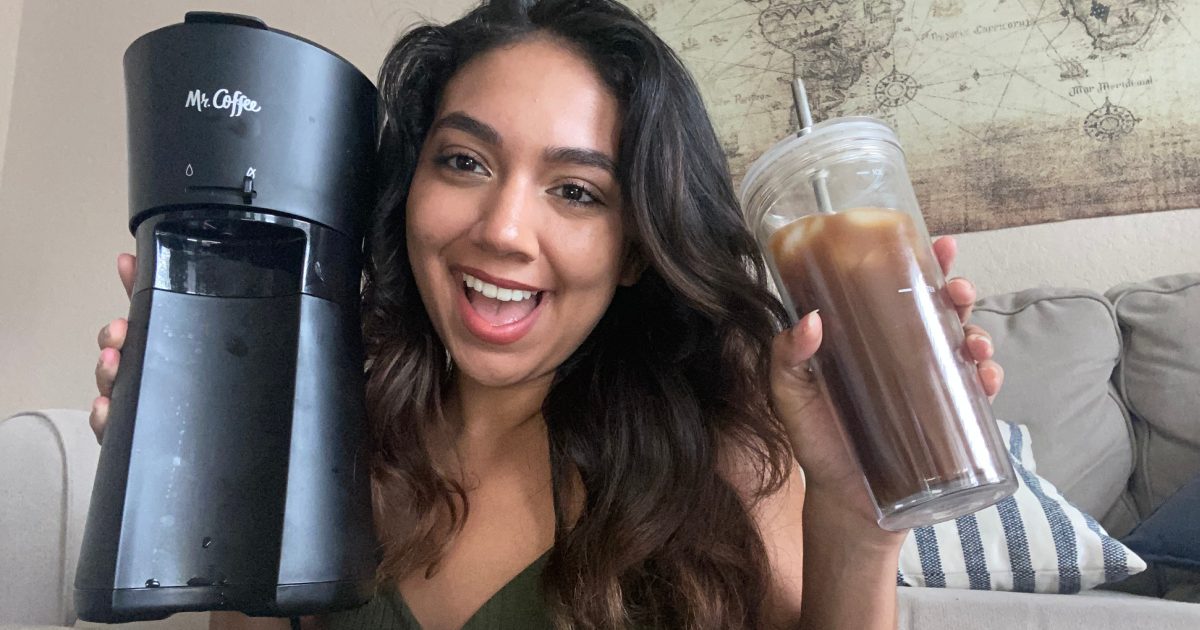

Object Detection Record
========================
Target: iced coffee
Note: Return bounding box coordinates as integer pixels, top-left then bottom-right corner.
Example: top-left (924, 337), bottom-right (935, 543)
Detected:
top-left (770, 207), bottom-right (1002, 512)
top-left (741, 116), bottom-right (1016, 529)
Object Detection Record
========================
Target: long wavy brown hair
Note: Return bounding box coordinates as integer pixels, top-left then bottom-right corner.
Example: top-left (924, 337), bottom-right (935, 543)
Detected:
top-left (360, 1), bottom-right (794, 627)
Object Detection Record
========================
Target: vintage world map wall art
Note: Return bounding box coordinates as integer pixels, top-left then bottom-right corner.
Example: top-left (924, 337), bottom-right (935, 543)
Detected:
top-left (639, 1), bottom-right (1198, 233)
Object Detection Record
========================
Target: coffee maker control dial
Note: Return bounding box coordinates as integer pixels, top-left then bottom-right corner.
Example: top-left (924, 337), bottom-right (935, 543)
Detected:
top-left (183, 171), bottom-right (258, 204)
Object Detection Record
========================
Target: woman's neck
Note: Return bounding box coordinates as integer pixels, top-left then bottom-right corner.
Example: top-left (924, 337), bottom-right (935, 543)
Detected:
top-left (443, 370), bottom-right (586, 530)
top-left (447, 371), bottom-right (554, 467)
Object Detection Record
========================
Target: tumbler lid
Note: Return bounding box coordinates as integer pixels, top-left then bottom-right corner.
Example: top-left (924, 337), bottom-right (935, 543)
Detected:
top-left (739, 117), bottom-right (902, 233)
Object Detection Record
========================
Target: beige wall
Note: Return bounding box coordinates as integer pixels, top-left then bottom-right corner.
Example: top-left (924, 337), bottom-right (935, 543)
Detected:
top-left (1, 0), bottom-right (1198, 420)
top-left (0, 0), bottom-right (472, 420)
top-left (952, 208), bottom-right (1200, 297)
top-left (0, 0), bottom-right (24, 181)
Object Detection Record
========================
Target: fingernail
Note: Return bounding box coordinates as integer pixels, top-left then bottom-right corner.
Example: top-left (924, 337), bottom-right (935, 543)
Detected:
top-left (800, 309), bottom-right (820, 333)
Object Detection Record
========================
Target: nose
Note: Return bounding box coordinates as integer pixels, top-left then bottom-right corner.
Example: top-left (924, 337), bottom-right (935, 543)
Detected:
top-left (473, 175), bottom-right (539, 261)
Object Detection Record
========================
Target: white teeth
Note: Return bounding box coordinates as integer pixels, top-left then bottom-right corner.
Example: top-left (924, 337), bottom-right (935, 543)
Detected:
top-left (462, 273), bottom-right (538, 302)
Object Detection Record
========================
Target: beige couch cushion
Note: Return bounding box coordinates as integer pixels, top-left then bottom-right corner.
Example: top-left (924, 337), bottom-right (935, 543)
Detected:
top-left (1107, 273), bottom-right (1200, 516)
top-left (898, 586), bottom-right (1200, 629)
top-left (0, 410), bottom-right (210, 630)
top-left (972, 288), bottom-right (1137, 535)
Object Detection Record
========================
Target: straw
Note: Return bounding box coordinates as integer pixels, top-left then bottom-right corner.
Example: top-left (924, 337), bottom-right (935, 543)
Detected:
top-left (791, 77), bottom-right (835, 215)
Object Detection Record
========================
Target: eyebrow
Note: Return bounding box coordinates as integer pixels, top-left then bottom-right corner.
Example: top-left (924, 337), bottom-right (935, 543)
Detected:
top-left (544, 146), bottom-right (617, 176)
top-left (431, 111), bottom-right (617, 176)
top-left (431, 111), bottom-right (502, 146)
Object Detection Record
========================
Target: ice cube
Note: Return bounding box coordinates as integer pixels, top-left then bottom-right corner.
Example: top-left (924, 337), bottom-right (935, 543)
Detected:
top-left (782, 215), bottom-right (827, 255)
top-left (839, 207), bottom-right (903, 228)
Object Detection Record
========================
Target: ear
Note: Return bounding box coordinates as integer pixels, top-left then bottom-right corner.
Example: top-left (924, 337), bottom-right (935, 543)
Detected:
top-left (618, 245), bottom-right (646, 287)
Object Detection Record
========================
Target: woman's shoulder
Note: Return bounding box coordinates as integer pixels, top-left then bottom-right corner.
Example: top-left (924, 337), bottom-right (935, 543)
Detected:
top-left (719, 442), bottom-right (806, 625)
top-left (717, 437), bottom-right (806, 511)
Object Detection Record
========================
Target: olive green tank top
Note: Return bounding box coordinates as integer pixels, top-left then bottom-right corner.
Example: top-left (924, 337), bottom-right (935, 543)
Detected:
top-left (325, 552), bottom-right (553, 629)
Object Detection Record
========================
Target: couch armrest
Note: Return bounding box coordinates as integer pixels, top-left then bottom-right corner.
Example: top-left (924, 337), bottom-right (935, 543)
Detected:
top-left (0, 410), bottom-right (99, 626)
top-left (0, 410), bottom-right (213, 630)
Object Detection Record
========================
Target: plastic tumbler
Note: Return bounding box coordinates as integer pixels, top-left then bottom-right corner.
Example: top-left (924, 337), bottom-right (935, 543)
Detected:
top-left (740, 105), bottom-right (1017, 530)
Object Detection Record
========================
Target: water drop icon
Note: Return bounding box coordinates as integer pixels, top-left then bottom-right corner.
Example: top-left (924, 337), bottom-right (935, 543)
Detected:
top-left (185, 164), bottom-right (194, 177)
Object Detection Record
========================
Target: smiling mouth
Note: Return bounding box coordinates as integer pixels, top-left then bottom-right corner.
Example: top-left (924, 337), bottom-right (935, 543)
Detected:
top-left (461, 272), bottom-right (545, 326)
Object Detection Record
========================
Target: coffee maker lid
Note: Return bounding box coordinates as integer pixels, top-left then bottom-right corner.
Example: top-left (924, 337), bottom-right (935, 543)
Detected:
top-left (176, 12), bottom-right (363, 81)
top-left (739, 117), bottom-right (903, 234)
top-left (123, 13), bottom-right (378, 238)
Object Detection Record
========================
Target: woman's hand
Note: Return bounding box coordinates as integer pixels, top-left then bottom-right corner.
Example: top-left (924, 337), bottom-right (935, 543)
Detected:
top-left (89, 253), bottom-right (138, 444)
top-left (769, 235), bottom-right (1003, 537)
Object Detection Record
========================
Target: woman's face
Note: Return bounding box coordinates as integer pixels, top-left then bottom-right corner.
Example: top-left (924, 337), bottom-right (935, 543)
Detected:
top-left (406, 37), bottom-right (631, 390)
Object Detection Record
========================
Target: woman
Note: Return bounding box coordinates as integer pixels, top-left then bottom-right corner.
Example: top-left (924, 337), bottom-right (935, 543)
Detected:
top-left (91, 1), bottom-right (1003, 628)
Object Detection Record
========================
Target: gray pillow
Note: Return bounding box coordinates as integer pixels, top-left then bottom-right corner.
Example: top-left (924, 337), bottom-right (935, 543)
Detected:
top-left (973, 288), bottom-right (1135, 535)
top-left (1107, 273), bottom-right (1200, 517)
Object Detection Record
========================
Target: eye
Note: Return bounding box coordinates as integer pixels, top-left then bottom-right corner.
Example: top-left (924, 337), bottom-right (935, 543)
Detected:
top-left (439, 153), bottom-right (490, 176)
top-left (552, 183), bottom-right (601, 206)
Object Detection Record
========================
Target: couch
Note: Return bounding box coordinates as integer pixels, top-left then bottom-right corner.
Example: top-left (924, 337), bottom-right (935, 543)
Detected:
top-left (896, 272), bottom-right (1200, 628)
top-left (3, 273), bottom-right (1199, 629)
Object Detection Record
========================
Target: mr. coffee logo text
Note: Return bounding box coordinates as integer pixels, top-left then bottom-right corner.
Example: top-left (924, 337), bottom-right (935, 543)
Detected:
top-left (184, 89), bottom-right (262, 118)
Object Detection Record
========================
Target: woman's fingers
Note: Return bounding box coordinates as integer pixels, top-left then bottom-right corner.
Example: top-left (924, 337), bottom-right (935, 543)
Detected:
top-left (95, 318), bottom-right (126, 420)
top-left (947, 277), bottom-right (977, 323)
top-left (96, 319), bottom-right (127, 397)
top-left (95, 347), bottom-right (121, 397)
top-left (964, 323), bottom-right (1005, 401)
top-left (770, 311), bottom-right (826, 441)
top-left (97, 318), bottom-right (128, 350)
top-left (118, 253), bottom-right (137, 298)
top-left (933, 237), bottom-right (977, 323)
top-left (932, 235), bottom-right (957, 277)
top-left (964, 323), bottom-right (993, 362)
top-left (978, 359), bottom-right (1005, 402)
top-left (90, 254), bottom-right (137, 447)
top-left (89, 396), bottom-right (109, 444)
top-left (772, 310), bottom-right (823, 376)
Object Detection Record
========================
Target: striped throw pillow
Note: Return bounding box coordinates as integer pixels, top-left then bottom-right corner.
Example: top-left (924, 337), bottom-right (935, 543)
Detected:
top-left (896, 420), bottom-right (1146, 593)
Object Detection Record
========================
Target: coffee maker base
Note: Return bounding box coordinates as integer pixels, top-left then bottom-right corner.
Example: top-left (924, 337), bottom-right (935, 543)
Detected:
top-left (75, 578), bottom-right (375, 622)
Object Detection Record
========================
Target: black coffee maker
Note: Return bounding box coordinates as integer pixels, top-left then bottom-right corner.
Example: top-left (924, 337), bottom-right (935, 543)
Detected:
top-left (75, 13), bottom-right (378, 622)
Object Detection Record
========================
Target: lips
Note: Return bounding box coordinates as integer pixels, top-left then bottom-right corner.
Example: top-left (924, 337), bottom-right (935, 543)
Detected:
top-left (453, 267), bottom-right (547, 345)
